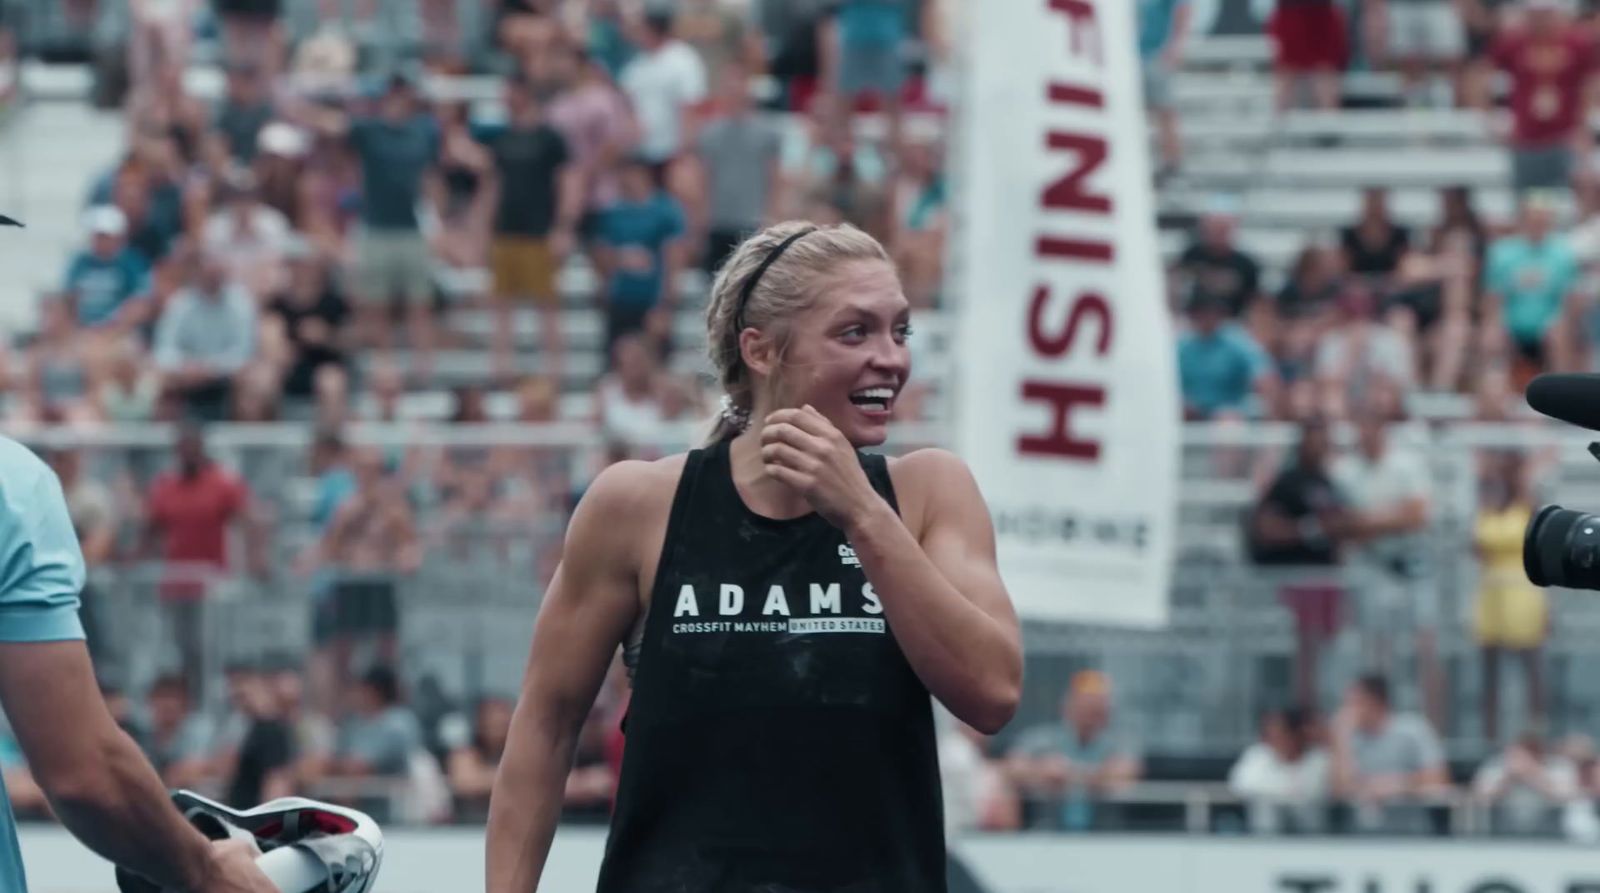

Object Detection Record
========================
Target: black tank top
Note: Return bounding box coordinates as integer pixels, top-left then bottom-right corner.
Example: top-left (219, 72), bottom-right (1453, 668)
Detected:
top-left (596, 439), bottom-right (945, 893)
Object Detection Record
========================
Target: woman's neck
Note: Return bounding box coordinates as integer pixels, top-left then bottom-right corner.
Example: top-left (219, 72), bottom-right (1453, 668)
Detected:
top-left (727, 430), bottom-right (813, 520)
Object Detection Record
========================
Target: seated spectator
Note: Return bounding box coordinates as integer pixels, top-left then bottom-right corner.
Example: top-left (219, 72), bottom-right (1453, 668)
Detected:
top-left (1491, 1), bottom-right (1594, 195)
top-left (1175, 200), bottom-right (1262, 322)
top-left (1483, 194), bottom-right (1580, 382)
top-left (263, 654), bottom-right (334, 789)
top-left (95, 337), bottom-right (161, 424)
top-left (63, 206), bottom-right (151, 331)
top-left (1473, 729), bottom-right (1579, 836)
top-left (594, 333), bottom-right (678, 448)
top-left (109, 155), bottom-right (183, 266)
top-left (1229, 705), bottom-right (1330, 833)
top-left (1247, 418), bottom-right (1351, 708)
top-left (44, 446), bottom-right (118, 666)
top-left (18, 297), bottom-right (99, 426)
top-left (595, 156), bottom-right (688, 358)
top-left (1003, 670), bottom-right (1141, 831)
top-left (1176, 293), bottom-right (1276, 421)
top-left (1267, 0), bottom-right (1345, 111)
top-left (263, 238), bottom-right (351, 404)
top-left (564, 699), bottom-right (621, 824)
top-left (254, 121), bottom-right (313, 222)
top-left (1314, 282), bottom-right (1414, 420)
top-left (699, 62), bottom-right (783, 276)
top-left (888, 138), bottom-right (945, 308)
top-left (152, 252), bottom-right (259, 422)
top-left (1340, 187), bottom-right (1411, 285)
top-left (330, 667), bottom-right (425, 820)
top-left (444, 695), bottom-right (513, 820)
top-left (232, 363), bottom-right (283, 422)
top-left (225, 663), bottom-right (297, 809)
top-left (1330, 674), bottom-right (1450, 834)
top-left (141, 674), bottom-right (215, 790)
top-left (203, 173), bottom-right (293, 297)
top-left (1272, 245), bottom-right (1342, 416)
top-left (1475, 450), bottom-right (1547, 744)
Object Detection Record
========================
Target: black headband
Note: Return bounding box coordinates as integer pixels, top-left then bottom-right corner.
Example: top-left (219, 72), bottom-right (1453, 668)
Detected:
top-left (734, 227), bottom-right (816, 331)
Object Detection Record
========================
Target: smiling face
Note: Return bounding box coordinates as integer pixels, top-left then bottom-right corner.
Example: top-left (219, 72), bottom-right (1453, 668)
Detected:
top-left (748, 259), bottom-right (912, 447)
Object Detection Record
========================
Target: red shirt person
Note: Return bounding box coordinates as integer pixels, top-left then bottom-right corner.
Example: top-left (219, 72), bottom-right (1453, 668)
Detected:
top-left (146, 425), bottom-right (261, 601)
top-left (1492, 1), bottom-right (1598, 192)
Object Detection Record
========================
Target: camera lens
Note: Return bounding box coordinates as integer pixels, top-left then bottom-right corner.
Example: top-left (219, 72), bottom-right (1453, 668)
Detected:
top-left (1524, 505), bottom-right (1600, 589)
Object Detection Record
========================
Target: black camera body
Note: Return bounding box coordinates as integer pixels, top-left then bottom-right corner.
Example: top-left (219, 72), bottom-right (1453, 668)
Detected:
top-left (1523, 377), bottom-right (1600, 590)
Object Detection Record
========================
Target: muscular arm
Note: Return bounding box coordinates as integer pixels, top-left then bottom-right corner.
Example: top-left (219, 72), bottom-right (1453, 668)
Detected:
top-left (0, 640), bottom-right (215, 891)
top-left (486, 462), bottom-right (655, 893)
top-left (849, 449), bottom-right (1022, 734)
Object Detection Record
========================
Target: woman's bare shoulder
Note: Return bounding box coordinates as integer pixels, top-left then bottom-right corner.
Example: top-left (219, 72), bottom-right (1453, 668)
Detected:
top-left (571, 453), bottom-right (692, 531)
top-left (885, 448), bottom-right (982, 533)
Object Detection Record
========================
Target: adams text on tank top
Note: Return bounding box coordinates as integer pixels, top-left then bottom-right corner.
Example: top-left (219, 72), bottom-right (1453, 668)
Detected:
top-left (596, 439), bottom-right (945, 893)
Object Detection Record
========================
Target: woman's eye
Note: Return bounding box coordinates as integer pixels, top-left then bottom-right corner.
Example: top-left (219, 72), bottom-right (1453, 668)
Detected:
top-left (839, 326), bottom-right (866, 341)
top-left (893, 324), bottom-right (914, 343)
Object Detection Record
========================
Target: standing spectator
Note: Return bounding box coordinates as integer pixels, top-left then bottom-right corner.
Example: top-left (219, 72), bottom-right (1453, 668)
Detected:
top-left (619, 10), bottom-right (708, 181)
top-left (1374, 0), bottom-right (1468, 106)
top-left (593, 333), bottom-right (677, 449)
top-left (1176, 293), bottom-right (1277, 421)
top-left (214, 62), bottom-right (276, 166)
top-left (1474, 730), bottom-right (1579, 836)
top-left (1483, 194), bottom-right (1581, 380)
top-left (141, 674), bottom-right (216, 790)
top-left (63, 206), bottom-right (151, 331)
top-left (1330, 674), bottom-right (1450, 834)
top-left (1333, 396), bottom-right (1439, 726)
top-left (594, 155), bottom-right (688, 357)
top-left (96, 338), bottom-right (162, 424)
top-left (445, 695), bottom-right (514, 822)
top-left (215, 0), bottom-right (285, 75)
top-left (1475, 451), bottom-right (1547, 743)
top-left (1137, 0), bottom-right (1192, 179)
top-left (202, 173), bottom-right (293, 297)
top-left (1268, 0), bottom-right (1347, 111)
top-left (821, 0), bottom-right (910, 139)
top-left (342, 72), bottom-right (442, 364)
top-left (309, 448), bottom-right (421, 710)
top-left (1003, 671), bottom-right (1142, 831)
top-left (1247, 419), bottom-right (1351, 708)
top-left (698, 63), bottom-right (782, 275)
top-left (484, 73), bottom-right (581, 382)
top-left (546, 44), bottom-right (634, 252)
top-left (1340, 187), bottom-right (1412, 285)
top-left (1314, 282), bottom-right (1415, 420)
top-left (1175, 201), bottom-right (1263, 321)
top-left (152, 252), bottom-right (258, 422)
top-left (144, 425), bottom-right (261, 693)
top-left (1492, 0), bottom-right (1596, 195)
top-left (1229, 705), bottom-right (1330, 833)
top-left (263, 239), bottom-right (351, 406)
top-left (754, 0), bottom-right (830, 111)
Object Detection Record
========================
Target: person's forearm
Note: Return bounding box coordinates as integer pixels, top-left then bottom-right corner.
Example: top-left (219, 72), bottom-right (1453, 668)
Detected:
top-left (845, 501), bottom-right (1021, 733)
top-left (486, 724), bottom-right (580, 893)
top-left (44, 727), bottom-right (213, 891)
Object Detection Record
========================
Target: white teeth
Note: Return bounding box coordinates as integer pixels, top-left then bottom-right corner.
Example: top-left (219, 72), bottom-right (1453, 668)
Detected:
top-left (852, 387), bottom-right (895, 399)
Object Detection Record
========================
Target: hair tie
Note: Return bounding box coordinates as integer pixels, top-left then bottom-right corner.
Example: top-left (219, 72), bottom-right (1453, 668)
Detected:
top-left (718, 393), bottom-right (751, 431)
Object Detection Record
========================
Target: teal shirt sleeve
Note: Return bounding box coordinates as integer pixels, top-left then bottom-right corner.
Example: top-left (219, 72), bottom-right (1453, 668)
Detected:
top-left (0, 446), bottom-right (86, 643)
top-left (1483, 241), bottom-right (1510, 295)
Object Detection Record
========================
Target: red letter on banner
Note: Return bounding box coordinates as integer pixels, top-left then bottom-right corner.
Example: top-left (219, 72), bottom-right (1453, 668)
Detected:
top-left (1028, 287), bottom-right (1112, 357)
top-left (1042, 132), bottom-right (1112, 215)
top-left (1046, 0), bottom-right (1100, 63)
top-left (1017, 382), bottom-right (1105, 460)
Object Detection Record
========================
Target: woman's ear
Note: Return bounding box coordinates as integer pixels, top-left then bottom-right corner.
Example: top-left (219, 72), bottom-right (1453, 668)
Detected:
top-left (739, 328), bottom-right (777, 380)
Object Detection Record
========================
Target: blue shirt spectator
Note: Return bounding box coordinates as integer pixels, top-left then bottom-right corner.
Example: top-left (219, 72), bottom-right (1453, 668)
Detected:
top-left (1485, 206), bottom-right (1579, 348)
top-left (152, 260), bottom-right (259, 377)
top-left (1137, 0), bottom-right (1191, 60)
top-left (597, 162), bottom-right (687, 309)
top-left (349, 79), bottom-right (441, 232)
top-left (836, 0), bottom-right (908, 48)
top-left (63, 207), bottom-right (150, 328)
top-left (0, 435), bottom-right (88, 893)
top-left (1177, 297), bottom-right (1272, 419)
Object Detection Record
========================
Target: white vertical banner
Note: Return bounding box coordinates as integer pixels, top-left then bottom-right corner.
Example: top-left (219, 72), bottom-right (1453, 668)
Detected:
top-left (952, 0), bottom-right (1178, 626)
